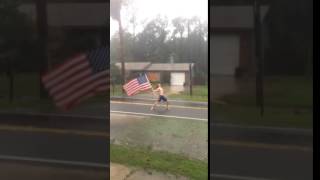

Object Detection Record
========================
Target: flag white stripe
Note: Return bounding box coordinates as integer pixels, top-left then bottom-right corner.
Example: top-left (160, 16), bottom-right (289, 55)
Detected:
top-left (123, 79), bottom-right (137, 89)
top-left (125, 82), bottom-right (140, 95)
top-left (123, 75), bottom-right (152, 96)
top-left (54, 71), bottom-right (108, 101)
top-left (44, 61), bottom-right (89, 89)
top-left (56, 73), bottom-right (107, 106)
top-left (42, 54), bottom-right (86, 82)
top-left (49, 69), bottom-right (92, 96)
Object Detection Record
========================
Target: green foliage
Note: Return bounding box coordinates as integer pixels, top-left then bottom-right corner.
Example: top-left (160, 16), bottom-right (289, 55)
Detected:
top-left (264, 0), bottom-right (313, 75)
top-left (110, 16), bottom-right (208, 84)
top-left (110, 63), bottom-right (122, 84)
top-left (0, 0), bottom-right (37, 72)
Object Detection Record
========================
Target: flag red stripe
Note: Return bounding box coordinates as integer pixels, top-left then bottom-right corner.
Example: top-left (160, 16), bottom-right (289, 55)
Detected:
top-left (56, 72), bottom-right (108, 107)
top-left (43, 60), bottom-right (89, 89)
top-left (42, 54), bottom-right (86, 82)
top-left (55, 71), bottom-right (108, 102)
top-left (49, 69), bottom-right (92, 96)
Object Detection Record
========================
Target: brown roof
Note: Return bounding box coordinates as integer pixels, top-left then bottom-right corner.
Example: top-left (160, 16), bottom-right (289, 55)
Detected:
top-left (115, 62), bottom-right (194, 72)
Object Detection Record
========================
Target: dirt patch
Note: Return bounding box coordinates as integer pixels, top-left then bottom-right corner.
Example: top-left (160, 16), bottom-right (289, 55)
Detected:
top-left (110, 163), bottom-right (132, 180)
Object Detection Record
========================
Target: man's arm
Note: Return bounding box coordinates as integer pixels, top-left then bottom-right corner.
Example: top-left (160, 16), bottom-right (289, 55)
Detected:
top-left (153, 87), bottom-right (160, 92)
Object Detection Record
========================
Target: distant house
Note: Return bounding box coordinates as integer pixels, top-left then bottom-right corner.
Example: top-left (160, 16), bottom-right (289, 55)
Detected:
top-left (115, 62), bottom-right (194, 86)
top-left (210, 1), bottom-right (269, 76)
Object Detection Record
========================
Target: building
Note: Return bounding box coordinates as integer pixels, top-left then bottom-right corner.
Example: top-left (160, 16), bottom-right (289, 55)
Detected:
top-left (115, 62), bottom-right (194, 86)
top-left (210, 0), bottom-right (269, 76)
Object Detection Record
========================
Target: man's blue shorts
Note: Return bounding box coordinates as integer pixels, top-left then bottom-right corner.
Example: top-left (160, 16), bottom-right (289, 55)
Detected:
top-left (158, 95), bottom-right (167, 102)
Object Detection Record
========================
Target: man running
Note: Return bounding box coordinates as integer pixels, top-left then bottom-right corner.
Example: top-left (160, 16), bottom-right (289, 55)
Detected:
top-left (150, 83), bottom-right (169, 110)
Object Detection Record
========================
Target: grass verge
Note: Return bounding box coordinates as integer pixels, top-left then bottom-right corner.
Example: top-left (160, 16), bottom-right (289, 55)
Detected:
top-left (110, 144), bottom-right (208, 180)
top-left (213, 76), bottom-right (313, 129)
top-left (169, 85), bottom-right (208, 102)
top-left (213, 103), bottom-right (313, 129)
top-left (111, 84), bottom-right (208, 102)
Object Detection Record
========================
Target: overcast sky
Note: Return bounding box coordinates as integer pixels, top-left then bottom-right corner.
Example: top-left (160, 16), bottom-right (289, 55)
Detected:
top-left (110, 0), bottom-right (208, 38)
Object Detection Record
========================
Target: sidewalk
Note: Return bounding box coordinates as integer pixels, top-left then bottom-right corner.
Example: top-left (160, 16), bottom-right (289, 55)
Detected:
top-left (110, 163), bottom-right (187, 180)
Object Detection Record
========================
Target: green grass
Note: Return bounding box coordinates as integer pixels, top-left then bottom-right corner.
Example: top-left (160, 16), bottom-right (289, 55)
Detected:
top-left (110, 144), bottom-right (208, 180)
top-left (110, 84), bottom-right (123, 96)
top-left (0, 73), bottom-right (40, 98)
top-left (213, 103), bottom-right (313, 129)
top-left (220, 76), bottom-right (313, 108)
top-left (110, 83), bottom-right (208, 102)
top-left (169, 85), bottom-right (208, 102)
top-left (214, 76), bottom-right (313, 129)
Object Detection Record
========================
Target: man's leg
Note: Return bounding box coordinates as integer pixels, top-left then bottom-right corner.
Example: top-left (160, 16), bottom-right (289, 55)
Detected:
top-left (166, 101), bottom-right (169, 110)
top-left (151, 100), bottom-right (158, 110)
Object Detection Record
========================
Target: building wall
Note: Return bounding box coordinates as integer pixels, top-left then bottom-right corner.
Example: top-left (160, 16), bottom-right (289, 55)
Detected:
top-left (19, 3), bottom-right (108, 27)
top-left (210, 33), bottom-right (240, 76)
top-left (210, 5), bottom-right (269, 76)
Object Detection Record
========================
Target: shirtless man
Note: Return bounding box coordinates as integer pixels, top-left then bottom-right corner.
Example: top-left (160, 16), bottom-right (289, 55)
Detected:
top-left (150, 83), bottom-right (169, 110)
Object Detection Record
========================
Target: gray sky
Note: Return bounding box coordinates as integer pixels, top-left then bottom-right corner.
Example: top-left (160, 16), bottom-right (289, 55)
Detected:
top-left (110, 0), bottom-right (208, 38)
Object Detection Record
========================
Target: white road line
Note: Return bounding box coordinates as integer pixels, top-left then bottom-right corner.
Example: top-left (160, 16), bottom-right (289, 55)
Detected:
top-left (110, 110), bottom-right (207, 121)
top-left (0, 155), bottom-right (108, 168)
top-left (111, 101), bottom-right (208, 110)
top-left (211, 140), bottom-right (313, 152)
top-left (211, 173), bottom-right (274, 180)
top-left (111, 96), bottom-right (208, 105)
top-left (0, 111), bottom-right (106, 120)
top-left (211, 123), bottom-right (313, 134)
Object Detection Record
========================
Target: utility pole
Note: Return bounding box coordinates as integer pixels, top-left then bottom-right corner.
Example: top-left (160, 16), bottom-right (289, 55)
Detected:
top-left (36, 0), bottom-right (48, 98)
top-left (189, 63), bottom-right (193, 96)
top-left (118, 17), bottom-right (126, 95)
top-left (8, 57), bottom-right (13, 102)
top-left (254, 0), bottom-right (264, 115)
top-left (1, 51), bottom-right (15, 102)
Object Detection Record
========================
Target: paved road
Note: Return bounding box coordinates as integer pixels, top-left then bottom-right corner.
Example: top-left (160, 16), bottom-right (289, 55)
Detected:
top-left (211, 142), bottom-right (313, 180)
top-left (0, 98), bottom-right (313, 179)
top-left (0, 130), bottom-right (108, 167)
top-left (110, 100), bottom-right (208, 120)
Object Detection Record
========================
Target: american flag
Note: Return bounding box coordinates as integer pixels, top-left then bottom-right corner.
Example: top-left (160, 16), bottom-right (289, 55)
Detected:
top-left (42, 47), bottom-right (109, 109)
top-left (123, 74), bottom-right (152, 96)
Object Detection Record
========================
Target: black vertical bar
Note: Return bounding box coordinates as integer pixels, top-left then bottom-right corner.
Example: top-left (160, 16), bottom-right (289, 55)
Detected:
top-left (254, 0), bottom-right (264, 115)
top-left (36, 0), bottom-right (48, 98)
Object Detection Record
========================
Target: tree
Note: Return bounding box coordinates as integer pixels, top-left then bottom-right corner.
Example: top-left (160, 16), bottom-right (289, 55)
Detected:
top-left (264, 0), bottom-right (313, 75)
top-left (110, 15), bottom-right (208, 85)
top-left (172, 17), bottom-right (187, 39)
top-left (0, 0), bottom-right (36, 72)
top-left (134, 16), bottom-right (170, 62)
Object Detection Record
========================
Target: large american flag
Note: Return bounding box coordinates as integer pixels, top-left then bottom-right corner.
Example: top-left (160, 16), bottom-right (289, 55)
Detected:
top-left (42, 47), bottom-right (109, 109)
top-left (123, 74), bottom-right (152, 96)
